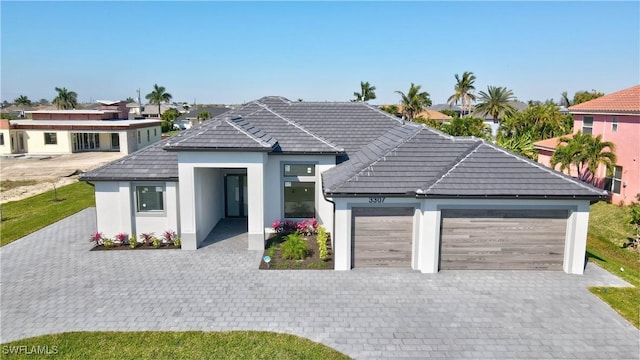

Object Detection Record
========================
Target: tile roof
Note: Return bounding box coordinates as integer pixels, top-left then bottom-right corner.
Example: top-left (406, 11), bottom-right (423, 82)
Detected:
top-left (533, 134), bottom-right (573, 151)
top-left (568, 85), bottom-right (640, 113)
top-left (177, 106), bottom-right (231, 121)
top-left (323, 125), bottom-right (607, 199)
top-left (80, 138), bottom-right (178, 181)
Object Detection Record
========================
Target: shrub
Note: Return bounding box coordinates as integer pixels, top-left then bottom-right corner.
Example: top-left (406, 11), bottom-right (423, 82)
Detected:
top-left (317, 226), bottom-right (329, 260)
top-left (129, 234), bottom-right (137, 249)
top-left (89, 232), bottom-right (104, 246)
top-left (173, 237), bottom-right (181, 248)
top-left (267, 243), bottom-right (276, 259)
top-left (103, 238), bottom-right (114, 248)
top-left (280, 232), bottom-right (309, 260)
top-left (151, 237), bottom-right (161, 249)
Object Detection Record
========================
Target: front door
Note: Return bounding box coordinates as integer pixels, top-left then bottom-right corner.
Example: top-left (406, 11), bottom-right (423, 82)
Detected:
top-left (225, 174), bottom-right (248, 217)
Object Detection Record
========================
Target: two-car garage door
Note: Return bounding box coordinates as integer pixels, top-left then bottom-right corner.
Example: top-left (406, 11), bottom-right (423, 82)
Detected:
top-left (440, 209), bottom-right (568, 270)
top-left (351, 207), bottom-right (569, 270)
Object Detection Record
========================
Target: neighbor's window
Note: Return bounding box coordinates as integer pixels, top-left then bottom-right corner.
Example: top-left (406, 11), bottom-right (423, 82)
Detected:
top-left (608, 166), bottom-right (623, 194)
top-left (582, 116), bottom-right (593, 134)
top-left (44, 132), bottom-right (57, 145)
top-left (154, 128), bottom-right (157, 137)
top-left (283, 163), bottom-right (316, 218)
top-left (147, 129), bottom-right (150, 142)
top-left (136, 185), bottom-right (164, 212)
top-left (611, 117), bottom-right (618, 132)
top-left (137, 130), bottom-right (141, 144)
top-left (0, 133), bottom-right (4, 146)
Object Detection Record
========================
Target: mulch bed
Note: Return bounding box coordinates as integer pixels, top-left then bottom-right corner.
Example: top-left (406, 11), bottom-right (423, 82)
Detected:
top-left (90, 243), bottom-right (180, 251)
top-left (259, 234), bottom-right (333, 270)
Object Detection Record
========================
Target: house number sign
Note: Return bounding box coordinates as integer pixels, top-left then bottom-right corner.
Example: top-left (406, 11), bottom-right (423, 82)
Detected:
top-left (369, 197), bottom-right (386, 203)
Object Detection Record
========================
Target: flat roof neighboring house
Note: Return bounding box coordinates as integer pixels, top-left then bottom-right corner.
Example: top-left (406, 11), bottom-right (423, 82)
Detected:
top-left (0, 103), bottom-right (162, 156)
top-left (82, 96), bottom-right (606, 274)
top-left (535, 85), bottom-right (640, 205)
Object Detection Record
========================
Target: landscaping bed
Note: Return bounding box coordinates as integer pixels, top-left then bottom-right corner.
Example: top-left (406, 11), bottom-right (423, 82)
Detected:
top-left (259, 219), bottom-right (333, 270)
top-left (90, 243), bottom-right (180, 251)
top-left (260, 233), bottom-right (333, 270)
top-left (88, 231), bottom-right (181, 251)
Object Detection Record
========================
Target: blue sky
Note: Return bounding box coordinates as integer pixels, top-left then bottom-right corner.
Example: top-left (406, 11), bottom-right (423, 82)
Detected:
top-left (2, 1), bottom-right (639, 105)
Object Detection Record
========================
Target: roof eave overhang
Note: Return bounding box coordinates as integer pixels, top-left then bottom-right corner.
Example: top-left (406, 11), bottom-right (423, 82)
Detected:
top-left (270, 150), bottom-right (345, 155)
top-left (324, 192), bottom-right (607, 201)
top-left (81, 176), bottom-right (179, 182)
top-left (163, 146), bottom-right (273, 152)
top-left (569, 110), bottom-right (640, 116)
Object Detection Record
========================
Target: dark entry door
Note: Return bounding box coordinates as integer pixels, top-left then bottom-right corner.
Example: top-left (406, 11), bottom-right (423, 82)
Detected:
top-left (225, 174), bottom-right (248, 217)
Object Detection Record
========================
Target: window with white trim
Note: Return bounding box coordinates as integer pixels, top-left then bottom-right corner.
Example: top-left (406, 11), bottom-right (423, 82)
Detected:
top-left (582, 116), bottom-right (593, 134)
top-left (606, 166), bottom-right (623, 194)
top-left (283, 163), bottom-right (315, 218)
top-left (0, 133), bottom-right (4, 146)
top-left (136, 185), bottom-right (165, 212)
top-left (611, 117), bottom-right (618, 132)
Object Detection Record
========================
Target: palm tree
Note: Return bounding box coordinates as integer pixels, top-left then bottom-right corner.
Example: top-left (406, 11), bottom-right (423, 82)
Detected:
top-left (52, 87), bottom-right (78, 110)
top-left (395, 83), bottom-right (432, 121)
top-left (474, 86), bottom-right (516, 123)
top-left (447, 71), bottom-right (476, 116)
top-left (560, 91), bottom-right (572, 107)
top-left (352, 81), bottom-right (377, 102)
top-left (14, 95), bottom-right (32, 117)
top-left (145, 84), bottom-right (172, 118)
top-left (550, 131), bottom-right (616, 184)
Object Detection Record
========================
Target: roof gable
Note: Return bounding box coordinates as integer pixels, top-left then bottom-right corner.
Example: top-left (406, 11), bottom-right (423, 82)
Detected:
top-left (568, 85), bottom-right (640, 113)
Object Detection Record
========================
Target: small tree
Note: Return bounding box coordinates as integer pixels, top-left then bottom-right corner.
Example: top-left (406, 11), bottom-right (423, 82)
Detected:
top-left (196, 110), bottom-right (211, 121)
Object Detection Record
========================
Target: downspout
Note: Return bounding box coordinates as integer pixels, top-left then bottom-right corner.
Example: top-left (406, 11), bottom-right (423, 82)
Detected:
top-left (322, 191), bottom-right (336, 252)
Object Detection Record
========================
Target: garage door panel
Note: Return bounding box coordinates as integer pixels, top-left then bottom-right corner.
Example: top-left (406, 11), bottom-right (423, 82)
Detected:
top-left (440, 209), bottom-right (567, 270)
top-left (352, 207), bottom-right (413, 268)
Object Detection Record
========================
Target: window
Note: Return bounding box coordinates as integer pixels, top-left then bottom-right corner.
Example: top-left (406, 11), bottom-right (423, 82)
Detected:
top-left (611, 117), bottom-right (618, 132)
top-left (605, 166), bottom-right (623, 194)
top-left (0, 133), bottom-right (4, 146)
top-left (283, 163), bottom-right (316, 218)
top-left (137, 130), bottom-right (141, 144)
top-left (582, 116), bottom-right (593, 134)
top-left (136, 185), bottom-right (164, 212)
top-left (44, 132), bottom-right (57, 145)
top-left (147, 129), bottom-right (150, 142)
top-left (154, 128), bottom-right (157, 137)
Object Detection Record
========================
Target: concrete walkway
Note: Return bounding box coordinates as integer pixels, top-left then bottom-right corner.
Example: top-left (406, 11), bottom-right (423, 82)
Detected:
top-left (1, 208), bottom-right (637, 359)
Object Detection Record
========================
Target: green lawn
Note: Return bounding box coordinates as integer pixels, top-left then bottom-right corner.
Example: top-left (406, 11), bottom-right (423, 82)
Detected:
top-left (0, 331), bottom-right (350, 359)
top-left (586, 201), bottom-right (639, 328)
top-left (0, 182), bottom-right (95, 246)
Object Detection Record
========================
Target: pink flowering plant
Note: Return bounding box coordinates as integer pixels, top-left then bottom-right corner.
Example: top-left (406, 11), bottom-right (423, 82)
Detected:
top-left (140, 232), bottom-right (155, 246)
top-left (89, 232), bottom-right (104, 246)
top-left (114, 232), bottom-right (129, 245)
top-left (162, 230), bottom-right (177, 244)
top-left (272, 218), bottom-right (318, 236)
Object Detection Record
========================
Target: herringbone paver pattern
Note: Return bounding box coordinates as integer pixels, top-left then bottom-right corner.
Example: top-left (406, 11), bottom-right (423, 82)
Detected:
top-left (1, 208), bottom-right (637, 359)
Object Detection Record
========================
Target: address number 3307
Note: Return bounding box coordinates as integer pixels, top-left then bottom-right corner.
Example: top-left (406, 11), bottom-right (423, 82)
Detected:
top-left (368, 197), bottom-right (386, 204)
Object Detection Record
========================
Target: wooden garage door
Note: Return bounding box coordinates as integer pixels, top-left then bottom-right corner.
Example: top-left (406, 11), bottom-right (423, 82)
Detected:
top-left (352, 207), bottom-right (414, 267)
top-left (440, 209), bottom-right (567, 270)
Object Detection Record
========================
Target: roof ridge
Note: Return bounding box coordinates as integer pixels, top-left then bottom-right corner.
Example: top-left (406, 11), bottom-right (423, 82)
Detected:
top-left (165, 119), bottom-right (223, 147)
top-left (330, 126), bottom-right (422, 192)
top-left (225, 117), bottom-right (276, 148)
top-left (479, 140), bottom-right (607, 195)
top-left (423, 141), bottom-right (483, 193)
top-left (255, 102), bottom-right (344, 152)
top-left (364, 103), bottom-right (406, 124)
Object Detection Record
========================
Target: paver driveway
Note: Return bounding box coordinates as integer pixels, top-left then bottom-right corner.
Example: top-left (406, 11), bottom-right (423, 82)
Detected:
top-left (1, 208), bottom-right (638, 359)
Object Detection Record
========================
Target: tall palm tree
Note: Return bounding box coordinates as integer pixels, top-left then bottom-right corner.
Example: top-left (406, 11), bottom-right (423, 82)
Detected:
top-left (447, 71), bottom-right (476, 116)
top-left (52, 87), bottom-right (78, 110)
top-left (550, 131), bottom-right (616, 184)
top-left (474, 86), bottom-right (516, 123)
top-left (352, 81), bottom-right (377, 102)
top-left (145, 84), bottom-right (172, 118)
top-left (395, 83), bottom-right (432, 121)
top-left (14, 95), bottom-right (32, 117)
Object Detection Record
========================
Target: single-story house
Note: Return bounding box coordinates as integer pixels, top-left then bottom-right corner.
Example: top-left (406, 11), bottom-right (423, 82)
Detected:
top-left (81, 96), bottom-right (607, 274)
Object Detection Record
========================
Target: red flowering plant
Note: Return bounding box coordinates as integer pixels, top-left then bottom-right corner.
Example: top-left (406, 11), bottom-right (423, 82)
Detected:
top-left (272, 218), bottom-right (318, 236)
top-left (114, 232), bottom-right (129, 245)
top-left (89, 232), bottom-right (104, 246)
top-left (140, 232), bottom-right (155, 246)
top-left (162, 230), bottom-right (177, 244)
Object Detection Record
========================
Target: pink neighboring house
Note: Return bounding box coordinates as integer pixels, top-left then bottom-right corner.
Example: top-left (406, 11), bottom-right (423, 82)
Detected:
top-left (535, 85), bottom-right (640, 205)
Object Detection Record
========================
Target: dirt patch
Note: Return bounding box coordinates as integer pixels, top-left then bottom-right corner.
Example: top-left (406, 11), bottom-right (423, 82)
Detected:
top-left (1, 152), bottom-right (125, 203)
